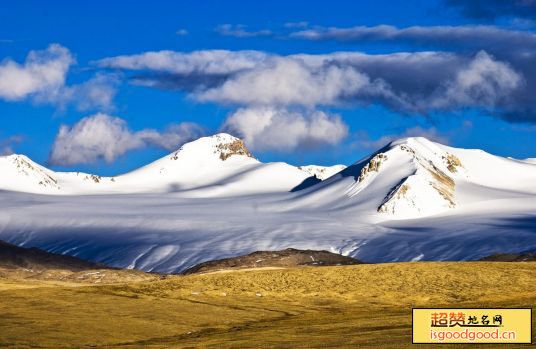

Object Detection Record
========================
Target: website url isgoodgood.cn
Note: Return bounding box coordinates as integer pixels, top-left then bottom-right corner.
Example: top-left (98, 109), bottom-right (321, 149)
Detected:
top-left (430, 329), bottom-right (516, 342)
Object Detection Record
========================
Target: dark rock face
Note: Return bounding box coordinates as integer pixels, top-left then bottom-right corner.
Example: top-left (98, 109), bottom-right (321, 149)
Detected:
top-left (182, 248), bottom-right (363, 274)
top-left (480, 251), bottom-right (536, 262)
top-left (0, 240), bottom-right (105, 272)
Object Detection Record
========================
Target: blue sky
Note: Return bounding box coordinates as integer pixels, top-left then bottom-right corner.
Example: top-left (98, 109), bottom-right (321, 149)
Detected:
top-left (1, 0), bottom-right (536, 175)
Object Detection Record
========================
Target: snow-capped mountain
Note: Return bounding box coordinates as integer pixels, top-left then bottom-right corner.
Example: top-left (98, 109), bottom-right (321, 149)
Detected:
top-left (281, 137), bottom-right (536, 219)
top-left (0, 134), bottom-right (314, 196)
top-left (1, 134), bottom-right (536, 273)
top-left (521, 158), bottom-right (536, 165)
top-left (297, 165), bottom-right (347, 180)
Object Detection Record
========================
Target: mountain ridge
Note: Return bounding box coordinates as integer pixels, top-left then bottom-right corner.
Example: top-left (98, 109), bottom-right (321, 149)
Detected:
top-left (1, 134), bottom-right (536, 273)
top-left (0, 133), bottom-right (348, 196)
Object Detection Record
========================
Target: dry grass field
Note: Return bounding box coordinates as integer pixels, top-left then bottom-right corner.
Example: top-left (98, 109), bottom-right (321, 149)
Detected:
top-left (1, 262), bottom-right (535, 348)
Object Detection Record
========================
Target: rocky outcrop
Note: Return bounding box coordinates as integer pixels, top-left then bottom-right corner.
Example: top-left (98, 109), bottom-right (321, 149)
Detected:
top-left (376, 142), bottom-right (458, 217)
top-left (216, 139), bottom-right (254, 161)
top-left (182, 248), bottom-right (362, 274)
top-left (444, 154), bottom-right (463, 173)
top-left (480, 251), bottom-right (536, 262)
top-left (11, 155), bottom-right (60, 190)
top-left (357, 153), bottom-right (387, 182)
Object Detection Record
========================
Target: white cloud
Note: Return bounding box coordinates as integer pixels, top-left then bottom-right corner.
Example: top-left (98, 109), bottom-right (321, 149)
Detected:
top-left (96, 49), bottom-right (268, 75)
top-left (96, 49), bottom-right (523, 116)
top-left (215, 24), bottom-right (272, 38)
top-left (0, 44), bottom-right (73, 101)
top-left (36, 72), bottom-right (120, 111)
top-left (196, 57), bottom-right (379, 106)
top-left (288, 24), bottom-right (536, 51)
top-left (427, 51), bottom-right (523, 110)
top-left (49, 113), bottom-right (204, 165)
top-left (221, 107), bottom-right (348, 151)
top-left (0, 44), bottom-right (118, 111)
top-left (176, 29), bottom-right (188, 36)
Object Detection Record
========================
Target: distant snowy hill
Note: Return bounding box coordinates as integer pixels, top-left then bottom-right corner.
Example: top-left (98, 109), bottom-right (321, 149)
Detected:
top-left (297, 165), bottom-right (346, 180)
top-left (1, 134), bottom-right (536, 273)
top-left (521, 158), bottom-right (536, 165)
top-left (0, 134), bottom-right (313, 196)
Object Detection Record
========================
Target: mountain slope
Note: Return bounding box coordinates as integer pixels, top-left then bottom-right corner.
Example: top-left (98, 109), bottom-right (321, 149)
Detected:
top-left (282, 137), bottom-right (536, 219)
top-left (0, 136), bottom-right (536, 273)
top-left (0, 239), bottom-right (102, 271)
top-left (297, 165), bottom-right (346, 180)
top-left (0, 134), bottom-right (314, 196)
top-left (182, 248), bottom-right (362, 274)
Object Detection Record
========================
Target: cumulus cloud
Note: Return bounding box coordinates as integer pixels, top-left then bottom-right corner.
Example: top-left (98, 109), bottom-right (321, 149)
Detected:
top-left (0, 44), bottom-right (118, 111)
top-left (0, 135), bottom-right (23, 156)
top-left (221, 107), bottom-right (348, 151)
top-left (36, 72), bottom-right (119, 111)
top-left (196, 57), bottom-right (382, 106)
top-left (287, 24), bottom-right (536, 121)
top-left (426, 51), bottom-right (523, 110)
top-left (215, 24), bottom-right (272, 38)
top-left (0, 44), bottom-right (73, 101)
top-left (49, 113), bottom-right (205, 165)
top-left (99, 49), bottom-right (522, 113)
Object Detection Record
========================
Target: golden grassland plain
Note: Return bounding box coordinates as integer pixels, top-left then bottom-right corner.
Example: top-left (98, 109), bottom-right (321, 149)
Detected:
top-left (1, 262), bottom-right (536, 348)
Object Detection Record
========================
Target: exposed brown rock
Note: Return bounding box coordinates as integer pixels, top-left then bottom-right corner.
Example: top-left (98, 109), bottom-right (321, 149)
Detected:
top-left (0, 240), bottom-right (104, 272)
top-left (85, 174), bottom-right (101, 183)
top-left (216, 139), bottom-right (254, 161)
top-left (443, 154), bottom-right (463, 173)
top-left (425, 162), bottom-right (456, 207)
top-left (0, 240), bottom-right (157, 283)
top-left (13, 156), bottom-right (59, 189)
top-left (479, 252), bottom-right (536, 262)
top-left (182, 248), bottom-right (362, 274)
top-left (357, 153), bottom-right (387, 182)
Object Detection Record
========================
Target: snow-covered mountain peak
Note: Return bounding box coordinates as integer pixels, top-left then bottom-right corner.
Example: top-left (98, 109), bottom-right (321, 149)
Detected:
top-left (367, 138), bottom-right (462, 218)
top-left (385, 137), bottom-right (465, 177)
top-left (299, 137), bottom-right (465, 219)
top-left (0, 153), bottom-right (60, 192)
top-left (169, 133), bottom-right (254, 162)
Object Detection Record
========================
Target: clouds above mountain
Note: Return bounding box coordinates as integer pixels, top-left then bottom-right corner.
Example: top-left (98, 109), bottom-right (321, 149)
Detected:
top-left (96, 49), bottom-right (523, 117)
top-left (96, 50), bottom-right (268, 75)
top-left (195, 57), bottom-right (380, 106)
top-left (0, 44), bottom-right (118, 111)
top-left (286, 23), bottom-right (536, 121)
top-left (221, 107), bottom-right (348, 151)
top-left (0, 44), bottom-right (73, 101)
top-left (49, 113), bottom-right (205, 165)
top-left (289, 24), bottom-right (536, 51)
